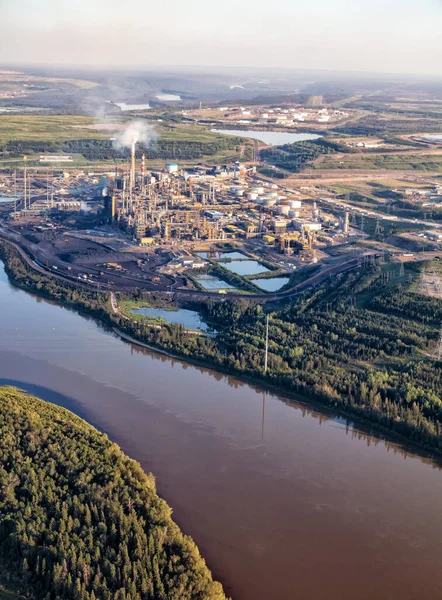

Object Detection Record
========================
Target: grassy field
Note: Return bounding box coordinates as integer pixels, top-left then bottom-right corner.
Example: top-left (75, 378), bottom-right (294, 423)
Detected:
top-left (0, 117), bottom-right (245, 167)
top-left (0, 115), bottom-right (107, 143)
top-left (0, 116), bottom-right (238, 144)
top-left (315, 153), bottom-right (442, 171)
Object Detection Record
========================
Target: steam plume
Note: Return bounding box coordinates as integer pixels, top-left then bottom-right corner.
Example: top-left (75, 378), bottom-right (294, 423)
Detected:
top-left (114, 120), bottom-right (157, 150)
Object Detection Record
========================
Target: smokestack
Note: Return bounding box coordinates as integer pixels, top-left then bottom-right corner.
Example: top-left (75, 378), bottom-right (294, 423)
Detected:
top-left (130, 140), bottom-right (136, 190)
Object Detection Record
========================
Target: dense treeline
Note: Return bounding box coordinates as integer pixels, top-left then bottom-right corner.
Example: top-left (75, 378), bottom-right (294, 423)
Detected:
top-left (260, 138), bottom-right (352, 173)
top-left (0, 387), bottom-right (226, 600)
top-left (0, 137), bottom-right (241, 161)
top-left (331, 116), bottom-right (442, 136)
top-left (63, 138), bottom-right (241, 161)
top-left (369, 284), bottom-right (442, 325)
top-left (2, 240), bottom-right (442, 453)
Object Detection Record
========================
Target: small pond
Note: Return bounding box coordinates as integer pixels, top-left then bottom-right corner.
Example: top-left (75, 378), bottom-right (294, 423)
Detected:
top-left (197, 251), bottom-right (249, 260)
top-left (195, 276), bottom-right (236, 291)
top-left (130, 307), bottom-right (211, 332)
top-left (222, 260), bottom-right (270, 276)
top-left (251, 277), bottom-right (290, 292)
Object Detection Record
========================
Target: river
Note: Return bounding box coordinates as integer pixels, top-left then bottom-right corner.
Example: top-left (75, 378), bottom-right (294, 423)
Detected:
top-left (1, 261), bottom-right (442, 600)
top-left (211, 129), bottom-right (321, 145)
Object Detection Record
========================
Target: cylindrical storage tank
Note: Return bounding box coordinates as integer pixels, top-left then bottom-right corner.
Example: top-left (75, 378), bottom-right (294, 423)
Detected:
top-left (264, 198), bottom-right (277, 207)
top-left (255, 186), bottom-right (265, 194)
top-left (278, 205), bottom-right (290, 216)
top-left (247, 192), bottom-right (258, 201)
top-left (255, 198), bottom-right (264, 205)
top-left (270, 183), bottom-right (279, 189)
top-left (166, 162), bottom-right (178, 174)
top-left (289, 200), bottom-right (302, 209)
top-left (235, 189), bottom-right (244, 197)
top-left (268, 191), bottom-right (278, 197)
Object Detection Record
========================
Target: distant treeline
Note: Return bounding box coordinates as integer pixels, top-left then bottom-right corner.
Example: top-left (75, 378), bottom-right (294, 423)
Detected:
top-left (332, 116), bottom-right (442, 136)
top-left (261, 138), bottom-right (353, 172)
top-left (0, 386), bottom-right (226, 600)
top-left (1, 137), bottom-right (242, 161)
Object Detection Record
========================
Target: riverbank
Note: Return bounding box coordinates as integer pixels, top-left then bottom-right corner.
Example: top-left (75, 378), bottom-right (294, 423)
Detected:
top-left (0, 386), bottom-right (226, 600)
top-left (1, 237), bottom-right (442, 456)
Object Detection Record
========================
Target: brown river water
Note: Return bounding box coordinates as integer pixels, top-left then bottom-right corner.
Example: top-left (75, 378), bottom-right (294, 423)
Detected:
top-left (1, 262), bottom-right (442, 600)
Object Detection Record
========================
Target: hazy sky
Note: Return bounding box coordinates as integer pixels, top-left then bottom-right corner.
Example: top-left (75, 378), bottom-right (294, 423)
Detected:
top-left (1, 0), bottom-right (442, 76)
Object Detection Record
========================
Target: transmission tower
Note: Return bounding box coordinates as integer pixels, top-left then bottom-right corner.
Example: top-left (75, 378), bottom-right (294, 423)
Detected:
top-left (360, 214), bottom-right (365, 232)
top-left (399, 262), bottom-right (405, 277)
top-left (375, 218), bottom-right (381, 236)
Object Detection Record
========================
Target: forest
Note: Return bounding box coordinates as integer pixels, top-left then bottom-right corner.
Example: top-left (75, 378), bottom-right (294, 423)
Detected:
top-left (0, 387), bottom-right (226, 600)
top-left (2, 239), bottom-right (442, 453)
top-left (0, 137), bottom-right (242, 162)
top-left (260, 138), bottom-right (351, 172)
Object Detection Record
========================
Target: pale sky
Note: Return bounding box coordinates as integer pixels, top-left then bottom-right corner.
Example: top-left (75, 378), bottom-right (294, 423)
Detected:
top-left (1, 0), bottom-right (442, 76)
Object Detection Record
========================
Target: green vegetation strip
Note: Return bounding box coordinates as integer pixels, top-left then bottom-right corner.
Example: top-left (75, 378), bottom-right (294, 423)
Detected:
top-left (0, 117), bottom-right (244, 164)
top-left (0, 386), bottom-right (226, 600)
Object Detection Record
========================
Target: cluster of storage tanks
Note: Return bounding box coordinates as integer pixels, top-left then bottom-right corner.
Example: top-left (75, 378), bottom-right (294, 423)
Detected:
top-left (256, 195), bottom-right (303, 219)
top-left (229, 183), bottom-right (302, 216)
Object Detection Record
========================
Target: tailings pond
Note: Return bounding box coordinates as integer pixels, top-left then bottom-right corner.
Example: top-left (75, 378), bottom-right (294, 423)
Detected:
top-left (1, 262), bottom-right (442, 600)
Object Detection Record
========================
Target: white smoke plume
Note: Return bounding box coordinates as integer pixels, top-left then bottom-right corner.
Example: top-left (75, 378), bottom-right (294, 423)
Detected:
top-left (113, 120), bottom-right (158, 151)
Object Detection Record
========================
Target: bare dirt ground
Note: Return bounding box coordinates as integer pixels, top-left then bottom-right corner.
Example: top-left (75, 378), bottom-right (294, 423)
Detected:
top-left (419, 271), bottom-right (442, 298)
top-left (315, 148), bottom-right (442, 163)
top-left (285, 169), bottom-right (442, 186)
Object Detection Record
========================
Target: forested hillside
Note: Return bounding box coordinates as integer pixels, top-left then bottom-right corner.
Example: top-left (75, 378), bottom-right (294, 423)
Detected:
top-left (0, 387), bottom-right (226, 600)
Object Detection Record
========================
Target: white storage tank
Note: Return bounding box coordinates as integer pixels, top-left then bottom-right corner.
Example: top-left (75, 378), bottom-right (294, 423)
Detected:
top-left (235, 188), bottom-right (244, 197)
top-left (166, 162), bottom-right (178, 174)
top-left (278, 205), bottom-right (290, 216)
top-left (255, 186), bottom-right (265, 194)
top-left (264, 198), bottom-right (277, 207)
top-left (289, 200), bottom-right (302, 209)
top-left (247, 192), bottom-right (258, 201)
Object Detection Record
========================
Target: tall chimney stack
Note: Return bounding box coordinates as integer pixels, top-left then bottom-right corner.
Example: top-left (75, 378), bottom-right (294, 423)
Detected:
top-left (130, 140), bottom-right (136, 190)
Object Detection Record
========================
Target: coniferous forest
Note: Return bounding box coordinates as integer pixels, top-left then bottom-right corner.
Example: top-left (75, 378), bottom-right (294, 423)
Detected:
top-left (0, 387), bottom-right (226, 600)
